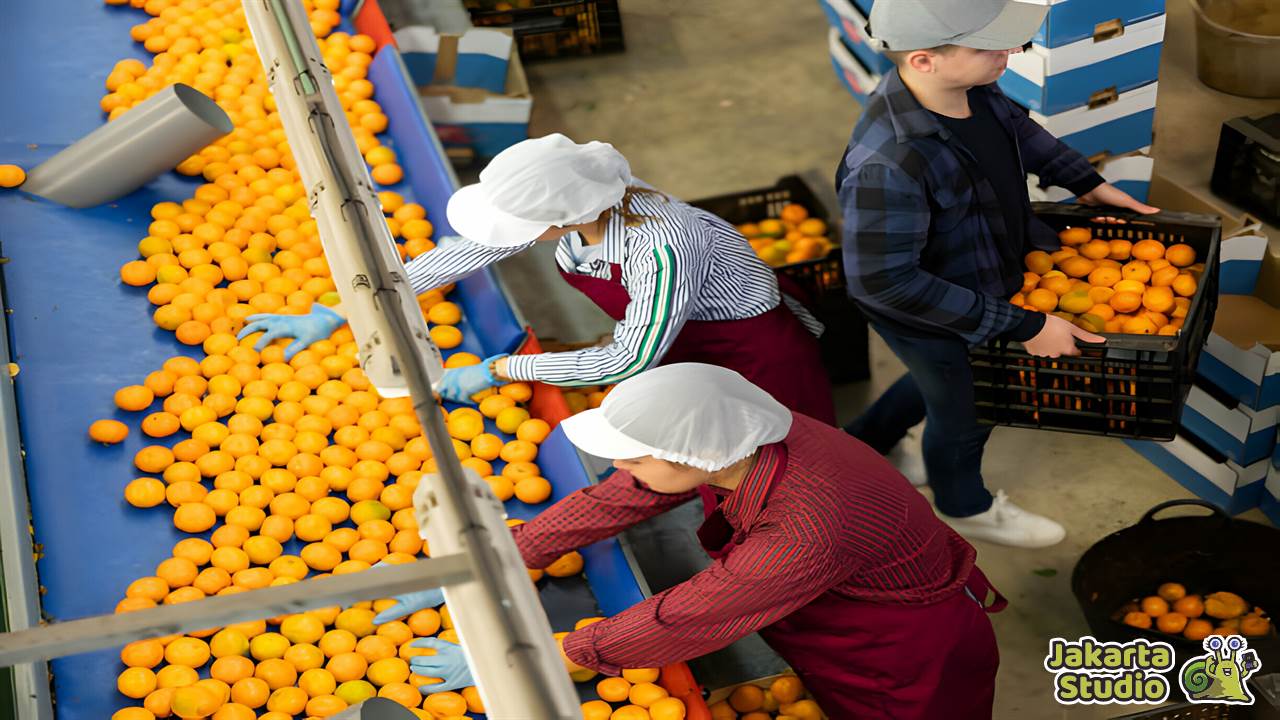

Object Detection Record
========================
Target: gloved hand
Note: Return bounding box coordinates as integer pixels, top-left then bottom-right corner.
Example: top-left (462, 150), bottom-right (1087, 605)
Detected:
top-left (236, 304), bottom-right (346, 361)
top-left (409, 637), bottom-right (474, 693)
top-left (437, 354), bottom-right (507, 403)
top-left (371, 585), bottom-right (444, 625)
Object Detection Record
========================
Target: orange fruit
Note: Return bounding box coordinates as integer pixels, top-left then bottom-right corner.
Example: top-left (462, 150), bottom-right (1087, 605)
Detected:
top-left (650, 697), bottom-right (687, 720)
top-left (1132, 239), bottom-right (1165, 261)
top-left (1172, 273), bottom-right (1197, 298)
top-left (122, 639), bottom-right (166, 669)
top-left (326, 652), bottom-right (368, 683)
top-left (1121, 261), bottom-right (1152, 284)
top-left (729, 684), bottom-right (764, 712)
top-left (597, 677), bottom-right (632, 702)
top-left (255, 658), bottom-right (298, 691)
top-left (1173, 595), bottom-right (1204, 618)
top-left (630, 681), bottom-right (669, 707)
top-left (1038, 275), bottom-right (1072, 296)
top-left (166, 637), bottom-right (212, 668)
top-left (116, 385), bottom-right (156, 412)
top-left (1059, 227), bottom-right (1091, 246)
top-left (1122, 316), bottom-right (1158, 335)
top-left (125, 477), bottom-right (167, 508)
top-left (156, 557), bottom-right (199, 587)
top-left (118, 667), bottom-right (159, 699)
top-left (1059, 256), bottom-right (1095, 278)
top-left (1122, 611), bottom-right (1153, 629)
top-left (513, 476), bottom-right (552, 504)
top-left (1024, 251), bottom-right (1053, 275)
top-left (1156, 612), bottom-right (1188, 634)
top-left (1141, 596), bottom-right (1170, 617)
top-left (1079, 239), bottom-right (1111, 260)
top-left (499, 383), bottom-right (533, 402)
top-left (1109, 291), bottom-right (1142, 314)
top-left (1184, 618), bottom-right (1213, 641)
top-left (1142, 286), bottom-right (1174, 313)
top-left (211, 656), bottom-right (255, 685)
top-left (1150, 265), bottom-right (1179, 287)
top-left (1087, 267), bottom-right (1121, 288)
top-left (422, 691), bottom-right (468, 717)
top-left (174, 502), bottom-right (218, 533)
top-left (770, 675), bottom-right (804, 703)
top-left (1165, 243), bottom-right (1195, 267)
top-left (1106, 239), bottom-right (1132, 260)
top-left (89, 418), bottom-right (131, 444)
top-left (1026, 288), bottom-right (1058, 313)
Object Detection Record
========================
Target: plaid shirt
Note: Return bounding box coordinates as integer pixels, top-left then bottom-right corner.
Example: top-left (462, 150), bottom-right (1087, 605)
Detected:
top-left (512, 413), bottom-right (975, 674)
top-left (837, 68), bottom-right (1104, 345)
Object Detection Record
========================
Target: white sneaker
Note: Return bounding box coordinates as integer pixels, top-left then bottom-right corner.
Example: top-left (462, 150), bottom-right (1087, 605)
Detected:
top-left (940, 490), bottom-right (1066, 548)
top-left (885, 440), bottom-right (926, 484)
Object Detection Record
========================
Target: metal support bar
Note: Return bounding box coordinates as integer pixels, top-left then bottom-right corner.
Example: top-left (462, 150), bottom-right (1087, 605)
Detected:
top-left (0, 280), bottom-right (53, 719)
top-left (0, 555), bottom-right (470, 667)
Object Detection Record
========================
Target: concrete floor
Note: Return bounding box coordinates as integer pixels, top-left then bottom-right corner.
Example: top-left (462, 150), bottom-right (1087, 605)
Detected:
top-left (489, 1), bottom-right (1280, 717)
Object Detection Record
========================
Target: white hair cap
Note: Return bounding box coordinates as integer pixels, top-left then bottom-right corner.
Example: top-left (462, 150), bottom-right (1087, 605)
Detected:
top-left (559, 363), bottom-right (794, 472)
top-left (446, 133), bottom-right (632, 248)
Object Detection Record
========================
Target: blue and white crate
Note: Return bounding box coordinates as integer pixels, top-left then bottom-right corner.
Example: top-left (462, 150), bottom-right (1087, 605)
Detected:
top-left (818, 0), bottom-right (893, 76)
top-left (1181, 381), bottom-right (1279, 467)
top-left (828, 26), bottom-right (882, 106)
top-left (1027, 81), bottom-right (1158, 160)
top-left (1001, 13), bottom-right (1166, 115)
top-left (1027, 0), bottom-right (1166, 50)
top-left (1126, 433), bottom-right (1270, 516)
top-left (395, 26), bottom-right (513, 95)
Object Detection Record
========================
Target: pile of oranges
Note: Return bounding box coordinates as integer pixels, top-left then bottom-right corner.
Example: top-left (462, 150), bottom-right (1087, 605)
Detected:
top-left (1011, 227), bottom-right (1204, 336)
top-left (85, 1), bottom-right (660, 719)
top-left (562, 384), bottom-right (613, 417)
top-left (1118, 583), bottom-right (1272, 642)
top-left (582, 667), bottom-right (687, 720)
top-left (707, 675), bottom-right (823, 720)
top-left (736, 204), bottom-right (832, 268)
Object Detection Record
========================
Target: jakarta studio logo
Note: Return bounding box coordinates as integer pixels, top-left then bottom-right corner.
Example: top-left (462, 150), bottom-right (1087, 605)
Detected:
top-left (1044, 636), bottom-right (1175, 704)
top-left (1179, 635), bottom-right (1261, 704)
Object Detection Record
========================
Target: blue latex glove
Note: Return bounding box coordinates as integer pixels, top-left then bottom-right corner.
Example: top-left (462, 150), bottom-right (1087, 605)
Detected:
top-left (236, 304), bottom-right (346, 361)
top-left (437, 354), bottom-right (507, 403)
top-left (371, 585), bottom-right (444, 625)
top-left (409, 637), bottom-right (474, 693)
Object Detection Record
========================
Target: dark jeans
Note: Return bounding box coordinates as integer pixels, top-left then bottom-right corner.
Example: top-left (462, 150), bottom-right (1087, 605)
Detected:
top-left (845, 325), bottom-right (995, 518)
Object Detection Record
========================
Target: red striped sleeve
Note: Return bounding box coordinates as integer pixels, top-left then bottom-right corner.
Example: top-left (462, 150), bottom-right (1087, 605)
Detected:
top-left (512, 470), bottom-right (695, 569)
top-left (562, 529), bottom-right (844, 674)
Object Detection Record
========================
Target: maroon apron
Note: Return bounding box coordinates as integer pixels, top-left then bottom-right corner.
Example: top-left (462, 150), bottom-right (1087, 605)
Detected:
top-left (698, 483), bottom-right (1006, 720)
top-left (557, 263), bottom-right (836, 425)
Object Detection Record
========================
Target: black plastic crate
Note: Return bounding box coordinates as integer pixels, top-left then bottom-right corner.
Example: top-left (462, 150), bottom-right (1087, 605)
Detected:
top-left (970, 204), bottom-right (1222, 440)
top-left (689, 176), bottom-right (869, 383)
top-left (465, 0), bottom-right (625, 61)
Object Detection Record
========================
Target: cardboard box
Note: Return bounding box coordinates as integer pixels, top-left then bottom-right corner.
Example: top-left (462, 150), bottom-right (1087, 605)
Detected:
top-left (828, 27), bottom-right (881, 107)
top-left (1027, 81), bottom-right (1158, 160)
top-left (1002, 14), bottom-right (1166, 115)
top-left (396, 26), bottom-right (513, 95)
top-left (1147, 173), bottom-right (1270, 295)
top-left (1029, 151), bottom-right (1154, 204)
top-left (818, 0), bottom-right (892, 77)
top-left (418, 37), bottom-right (532, 159)
top-left (1181, 380), bottom-right (1279, 466)
top-left (1126, 433), bottom-right (1269, 515)
top-left (1024, 0), bottom-right (1166, 50)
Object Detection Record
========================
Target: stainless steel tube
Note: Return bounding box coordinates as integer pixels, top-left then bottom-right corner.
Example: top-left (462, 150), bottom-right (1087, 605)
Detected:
top-left (22, 83), bottom-right (232, 208)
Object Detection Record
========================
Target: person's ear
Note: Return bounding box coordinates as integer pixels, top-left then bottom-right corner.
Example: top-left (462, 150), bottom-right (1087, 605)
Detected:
top-left (906, 50), bottom-right (936, 74)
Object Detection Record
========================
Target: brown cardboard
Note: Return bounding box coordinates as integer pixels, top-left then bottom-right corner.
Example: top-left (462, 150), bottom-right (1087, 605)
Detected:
top-left (1148, 172), bottom-right (1280, 347)
top-left (1212, 295), bottom-right (1280, 351)
top-left (1147, 172), bottom-right (1262, 239)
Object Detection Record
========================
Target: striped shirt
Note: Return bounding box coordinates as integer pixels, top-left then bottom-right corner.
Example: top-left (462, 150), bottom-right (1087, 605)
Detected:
top-left (511, 413), bottom-right (976, 674)
top-left (403, 183), bottom-right (819, 386)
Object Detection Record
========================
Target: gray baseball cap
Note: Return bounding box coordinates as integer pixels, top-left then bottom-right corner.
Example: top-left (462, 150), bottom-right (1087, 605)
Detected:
top-left (868, 0), bottom-right (1048, 52)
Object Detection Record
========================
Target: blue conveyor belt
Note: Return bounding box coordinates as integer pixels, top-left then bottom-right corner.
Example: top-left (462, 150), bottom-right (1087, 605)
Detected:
top-left (0, 2), bottom-right (647, 717)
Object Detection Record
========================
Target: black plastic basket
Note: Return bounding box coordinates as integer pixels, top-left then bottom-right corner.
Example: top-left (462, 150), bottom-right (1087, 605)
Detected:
top-left (969, 204), bottom-right (1222, 440)
top-left (689, 176), bottom-right (869, 383)
top-left (1110, 702), bottom-right (1258, 719)
top-left (1075, 500), bottom-right (1280, 714)
top-left (466, 0), bottom-right (625, 61)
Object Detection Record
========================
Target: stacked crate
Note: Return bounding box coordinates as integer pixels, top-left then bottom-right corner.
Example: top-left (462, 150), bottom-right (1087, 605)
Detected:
top-left (821, 0), bottom-right (1166, 203)
top-left (1008, 0), bottom-right (1167, 203)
